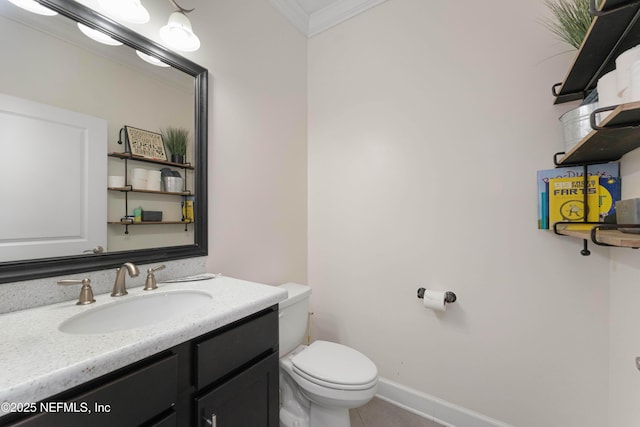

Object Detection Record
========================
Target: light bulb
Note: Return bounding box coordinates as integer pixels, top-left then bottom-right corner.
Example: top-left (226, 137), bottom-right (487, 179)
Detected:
top-left (77, 23), bottom-right (123, 46)
top-left (136, 51), bottom-right (170, 67)
top-left (98, 0), bottom-right (150, 24)
top-left (7, 0), bottom-right (57, 16)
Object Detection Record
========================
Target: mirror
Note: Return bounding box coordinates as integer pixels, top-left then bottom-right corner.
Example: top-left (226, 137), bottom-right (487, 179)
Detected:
top-left (0, 0), bottom-right (208, 283)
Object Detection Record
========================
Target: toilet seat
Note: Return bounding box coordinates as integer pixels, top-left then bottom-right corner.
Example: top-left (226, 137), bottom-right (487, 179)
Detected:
top-left (291, 341), bottom-right (378, 391)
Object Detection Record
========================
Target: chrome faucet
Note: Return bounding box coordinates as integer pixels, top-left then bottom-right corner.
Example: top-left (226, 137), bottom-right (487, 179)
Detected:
top-left (111, 262), bottom-right (139, 297)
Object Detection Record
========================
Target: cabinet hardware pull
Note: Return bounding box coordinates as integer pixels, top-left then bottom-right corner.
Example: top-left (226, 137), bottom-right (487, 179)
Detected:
top-left (203, 413), bottom-right (217, 426)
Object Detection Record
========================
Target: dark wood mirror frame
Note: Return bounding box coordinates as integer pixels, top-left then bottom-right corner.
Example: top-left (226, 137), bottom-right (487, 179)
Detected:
top-left (0, 0), bottom-right (208, 284)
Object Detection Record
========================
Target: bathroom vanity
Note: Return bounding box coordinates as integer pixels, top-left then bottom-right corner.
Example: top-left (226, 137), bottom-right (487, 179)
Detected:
top-left (0, 276), bottom-right (286, 427)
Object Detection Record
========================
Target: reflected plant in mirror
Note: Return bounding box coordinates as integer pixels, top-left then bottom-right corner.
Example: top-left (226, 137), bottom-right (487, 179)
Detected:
top-left (161, 126), bottom-right (190, 164)
top-left (0, 0), bottom-right (207, 284)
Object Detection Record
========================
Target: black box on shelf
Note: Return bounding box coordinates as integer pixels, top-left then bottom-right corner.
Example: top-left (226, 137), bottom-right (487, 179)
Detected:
top-left (141, 211), bottom-right (163, 222)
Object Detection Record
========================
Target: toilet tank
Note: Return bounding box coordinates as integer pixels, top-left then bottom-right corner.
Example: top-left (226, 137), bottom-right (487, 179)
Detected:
top-left (278, 283), bottom-right (312, 356)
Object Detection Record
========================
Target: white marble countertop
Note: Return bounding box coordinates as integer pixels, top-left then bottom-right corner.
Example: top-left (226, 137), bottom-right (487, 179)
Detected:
top-left (0, 275), bottom-right (286, 416)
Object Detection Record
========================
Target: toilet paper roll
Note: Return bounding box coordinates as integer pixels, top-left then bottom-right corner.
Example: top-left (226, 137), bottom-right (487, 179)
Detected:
top-left (131, 178), bottom-right (147, 190)
top-left (598, 70), bottom-right (621, 109)
top-left (630, 59), bottom-right (640, 103)
top-left (107, 175), bottom-right (125, 188)
top-left (616, 44), bottom-right (640, 95)
top-left (147, 170), bottom-right (162, 180)
top-left (422, 290), bottom-right (447, 312)
top-left (131, 168), bottom-right (148, 179)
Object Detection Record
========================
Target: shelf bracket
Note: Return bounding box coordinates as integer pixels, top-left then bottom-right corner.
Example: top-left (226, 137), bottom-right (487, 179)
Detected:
top-left (551, 82), bottom-right (589, 101)
top-left (590, 223), bottom-right (640, 248)
top-left (590, 0), bottom-right (640, 16)
top-left (553, 151), bottom-right (566, 166)
top-left (553, 221), bottom-right (608, 256)
top-left (590, 105), bottom-right (640, 130)
top-left (581, 239), bottom-right (591, 256)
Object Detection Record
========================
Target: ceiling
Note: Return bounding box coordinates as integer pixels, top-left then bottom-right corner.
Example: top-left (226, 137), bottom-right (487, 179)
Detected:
top-left (269, 0), bottom-right (388, 37)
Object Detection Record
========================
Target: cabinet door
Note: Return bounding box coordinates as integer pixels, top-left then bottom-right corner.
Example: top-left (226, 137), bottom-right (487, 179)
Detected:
top-left (197, 352), bottom-right (279, 427)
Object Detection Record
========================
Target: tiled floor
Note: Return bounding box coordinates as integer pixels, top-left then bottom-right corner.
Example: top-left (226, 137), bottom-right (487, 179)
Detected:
top-left (350, 397), bottom-right (445, 427)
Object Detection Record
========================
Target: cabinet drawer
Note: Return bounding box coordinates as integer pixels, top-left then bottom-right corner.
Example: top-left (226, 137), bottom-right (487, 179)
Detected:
top-left (8, 355), bottom-right (178, 427)
top-left (196, 307), bottom-right (278, 389)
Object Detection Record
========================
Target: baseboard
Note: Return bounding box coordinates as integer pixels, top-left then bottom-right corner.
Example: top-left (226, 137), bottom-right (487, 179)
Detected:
top-left (376, 378), bottom-right (512, 427)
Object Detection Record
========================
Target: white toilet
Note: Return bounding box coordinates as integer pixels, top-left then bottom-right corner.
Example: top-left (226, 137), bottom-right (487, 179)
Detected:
top-left (278, 282), bottom-right (378, 427)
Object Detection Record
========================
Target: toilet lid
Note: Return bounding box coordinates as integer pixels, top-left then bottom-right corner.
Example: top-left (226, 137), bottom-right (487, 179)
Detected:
top-left (291, 341), bottom-right (377, 388)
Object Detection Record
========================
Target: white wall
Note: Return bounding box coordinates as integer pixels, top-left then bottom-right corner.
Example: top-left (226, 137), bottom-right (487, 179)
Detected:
top-left (195, 0), bottom-right (308, 285)
top-left (308, 1), bottom-right (610, 426)
top-left (609, 148), bottom-right (640, 426)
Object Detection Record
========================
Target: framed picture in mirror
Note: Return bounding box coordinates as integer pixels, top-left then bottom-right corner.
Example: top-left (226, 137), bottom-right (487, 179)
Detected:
top-left (125, 125), bottom-right (168, 161)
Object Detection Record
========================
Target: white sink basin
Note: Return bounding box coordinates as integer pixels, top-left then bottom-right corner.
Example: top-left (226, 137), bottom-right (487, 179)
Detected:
top-left (59, 290), bottom-right (212, 334)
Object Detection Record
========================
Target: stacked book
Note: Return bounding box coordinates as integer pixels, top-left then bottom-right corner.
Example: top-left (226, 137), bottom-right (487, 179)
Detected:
top-left (537, 163), bottom-right (620, 230)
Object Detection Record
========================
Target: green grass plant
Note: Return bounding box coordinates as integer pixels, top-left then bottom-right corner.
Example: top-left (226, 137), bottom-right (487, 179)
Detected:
top-left (161, 127), bottom-right (189, 156)
top-left (542, 0), bottom-right (593, 49)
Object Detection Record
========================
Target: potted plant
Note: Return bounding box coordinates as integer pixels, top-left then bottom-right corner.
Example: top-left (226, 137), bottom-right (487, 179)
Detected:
top-left (161, 127), bottom-right (189, 164)
top-left (542, 0), bottom-right (593, 49)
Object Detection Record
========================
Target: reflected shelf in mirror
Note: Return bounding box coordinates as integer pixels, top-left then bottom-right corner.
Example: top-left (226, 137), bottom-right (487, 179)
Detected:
top-left (108, 152), bottom-right (195, 170)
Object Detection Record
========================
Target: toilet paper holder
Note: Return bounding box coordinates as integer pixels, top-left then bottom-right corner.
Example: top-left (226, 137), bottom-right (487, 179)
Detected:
top-left (417, 288), bottom-right (456, 304)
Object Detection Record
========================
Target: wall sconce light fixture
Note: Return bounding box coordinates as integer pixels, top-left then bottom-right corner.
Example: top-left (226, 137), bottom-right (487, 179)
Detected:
top-left (159, 0), bottom-right (200, 52)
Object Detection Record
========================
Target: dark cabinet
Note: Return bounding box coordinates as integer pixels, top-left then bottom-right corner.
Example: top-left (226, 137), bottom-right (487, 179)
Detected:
top-left (1, 306), bottom-right (279, 427)
top-left (6, 355), bottom-right (178, 427)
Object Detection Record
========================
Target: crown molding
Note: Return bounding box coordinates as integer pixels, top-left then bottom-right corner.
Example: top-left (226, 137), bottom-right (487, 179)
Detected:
top-left (270, 0), bottom-right (388, 37)
top-left (308, 0), bottom-right (387, 36)
top-left (269, 0), bottom-right (309, 35)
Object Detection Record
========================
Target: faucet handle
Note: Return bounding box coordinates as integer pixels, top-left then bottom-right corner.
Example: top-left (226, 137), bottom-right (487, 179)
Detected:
top-left (144, 264), bottom-right (166, 291)
top-left (58, 278), bottom-right (96, 305)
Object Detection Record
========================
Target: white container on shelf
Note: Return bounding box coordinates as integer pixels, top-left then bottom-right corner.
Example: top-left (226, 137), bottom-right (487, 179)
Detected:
top-left (598, 70), bottom-right (621, 108)
top-left (630, 59), bottom-right (640, 103)
top-left (107, 175), bottom-right (125, 188)
top-left (146, 170), bottom-right (162, 191)
top-left (130, 168), bottom-right (148, 189)
top-left (131, 168), bottom-right (147, 179)
top-left (131, 178), bottom-right (147, 190)
top-left (616, 44), bottom-right (640, 97)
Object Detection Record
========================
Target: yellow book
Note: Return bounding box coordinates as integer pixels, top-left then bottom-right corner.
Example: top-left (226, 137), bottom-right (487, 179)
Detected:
top-left (182, 196), bottom-right (194, 222)
top-left (549, 176), bottom-right (599, 230)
